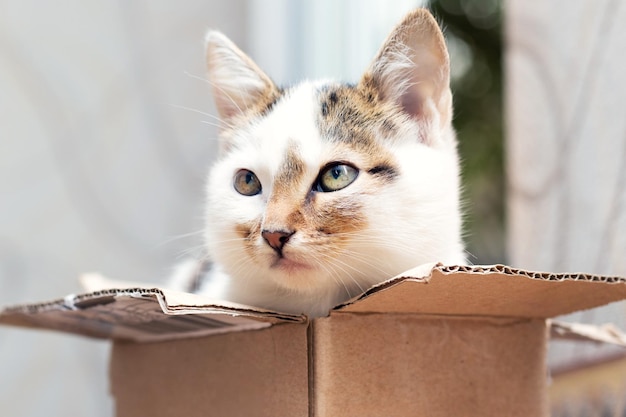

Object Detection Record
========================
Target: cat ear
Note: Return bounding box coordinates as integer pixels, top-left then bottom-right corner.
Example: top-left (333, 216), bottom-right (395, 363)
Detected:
top-left (362, 9), bottom-right (452, 132)
top-left (205, 31), bottom-right (276, 123)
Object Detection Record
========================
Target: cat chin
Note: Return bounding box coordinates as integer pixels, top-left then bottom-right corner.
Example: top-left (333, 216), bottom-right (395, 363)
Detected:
top-left (270, 257), bottom-right (313, 273)
top-left (261, 263), bottom-right (330, 293)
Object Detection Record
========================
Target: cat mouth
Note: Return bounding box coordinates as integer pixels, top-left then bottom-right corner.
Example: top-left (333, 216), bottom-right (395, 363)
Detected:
top-left (270, 257), bottom-right (312, 273)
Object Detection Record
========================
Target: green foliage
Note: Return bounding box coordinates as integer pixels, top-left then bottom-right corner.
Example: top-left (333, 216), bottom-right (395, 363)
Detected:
top-left (429, 0), bottom-right (505, 263)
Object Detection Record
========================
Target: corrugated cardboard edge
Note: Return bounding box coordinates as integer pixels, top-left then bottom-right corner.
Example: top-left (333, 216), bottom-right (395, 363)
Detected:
top-left (0, 287), bottom-right (305, 324)
top-left (333, 263), bottom-right (626, 312)
top-left (439, 264), bottom-right (626, 283)
top-left (0, 285), bottom-right (306, 343)
top-left (333, 262), bottom-right (439, 309)
top-left (77, 272), bottom-right (306, 321)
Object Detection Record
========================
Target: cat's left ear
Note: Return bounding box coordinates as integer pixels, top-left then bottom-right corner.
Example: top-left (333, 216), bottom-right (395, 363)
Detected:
top-left (205, 31), bottom-right (277, 125)
top-left (361, 9), bottom-right (452, 138)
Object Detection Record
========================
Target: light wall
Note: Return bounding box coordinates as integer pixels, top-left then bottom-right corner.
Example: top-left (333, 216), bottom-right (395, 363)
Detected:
top-left (505, 0), bottom-right (626, 371)
top-left (0, 1), bottom-right (245, 415)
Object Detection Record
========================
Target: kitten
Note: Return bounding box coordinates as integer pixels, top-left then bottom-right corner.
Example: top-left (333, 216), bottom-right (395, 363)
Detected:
top-left (173, 9), bottom-right (465, 318)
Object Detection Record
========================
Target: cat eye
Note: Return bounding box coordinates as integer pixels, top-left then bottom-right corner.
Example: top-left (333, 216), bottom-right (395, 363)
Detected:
top-left (316, 163), bottom-right (359, 192)
top-left (233, 169), bottom-right (262, 196)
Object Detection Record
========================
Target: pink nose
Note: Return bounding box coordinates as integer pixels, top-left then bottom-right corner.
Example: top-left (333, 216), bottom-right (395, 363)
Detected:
top-left (261, 230), bottom-right (294, 253)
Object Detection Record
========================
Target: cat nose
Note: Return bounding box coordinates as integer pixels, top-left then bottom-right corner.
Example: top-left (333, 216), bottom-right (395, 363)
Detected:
top-left (261, 229), bottom-right (294, 253)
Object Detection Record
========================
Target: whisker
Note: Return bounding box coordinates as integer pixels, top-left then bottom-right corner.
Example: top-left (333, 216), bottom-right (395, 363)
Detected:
top-left (183, 71), bottom-right (210, 83)
top-left (169, 103), bottom-right (214, 118)
top-left (200, 121), bottom-right (228, 132)
top-left (169, 103), bottom-right (234, 130)
top-left (311, 255), bottom-right (353, 299)
top-left (175, 245), bottom-right (206, 260)
top-left (316, 252), bottom-right (366, 295)
top-left (158, 230), bottom-right (205, 247)
top-left (183, 70), bottom-right (245, 120)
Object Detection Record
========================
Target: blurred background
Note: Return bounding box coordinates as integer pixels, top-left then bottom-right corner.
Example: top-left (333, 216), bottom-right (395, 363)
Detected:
top-left (0, 0), bottom-right (624, 416)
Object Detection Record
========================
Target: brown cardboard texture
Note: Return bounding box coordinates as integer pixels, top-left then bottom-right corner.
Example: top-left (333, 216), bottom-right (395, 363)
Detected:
top-left (2, 264), bottom-right (626, 417)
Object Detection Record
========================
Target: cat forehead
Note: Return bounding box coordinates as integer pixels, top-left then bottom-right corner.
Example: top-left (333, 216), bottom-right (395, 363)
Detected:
top-left (255, 81), bottom-right (324, 145)
top-left (244, 80), bottom-right (400, 156)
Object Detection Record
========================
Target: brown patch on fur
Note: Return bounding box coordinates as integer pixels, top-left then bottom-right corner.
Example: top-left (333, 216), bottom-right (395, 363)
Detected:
top-left (318, 83), bottom-right (390, 147)
top-left (235, 223), bottom-right (252, 239)
top-left (312, 198), bottom-right (367, 238)
top-left (272, 140), bottom-right (306, 195)
top-left (380, 118), bottom-right (398, 137)
top-left (287, 209), bottom-right (305, 229)
top-left (258, 87), bottom-right (285, 117)
top-left (316, 83), bottom-right (401, 184)
top-left (263, 142), bottom-right (308, 234)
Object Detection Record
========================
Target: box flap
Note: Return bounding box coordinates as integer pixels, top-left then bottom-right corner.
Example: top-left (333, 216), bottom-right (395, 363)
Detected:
top-left (335, 264), bottom-right (626, 318)
top-left (550, 320), bottom-right (626, 347)
top-left (0, 280), bottom-right (305, 342)
top-left (2, 264), bottom-right (626, 342)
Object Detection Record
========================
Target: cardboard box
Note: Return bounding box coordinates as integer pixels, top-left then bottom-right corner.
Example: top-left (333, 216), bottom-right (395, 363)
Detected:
top-left (2, 263), bottom-right (626, 417)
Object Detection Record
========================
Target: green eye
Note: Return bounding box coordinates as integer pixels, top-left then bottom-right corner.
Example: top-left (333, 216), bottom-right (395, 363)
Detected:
top-left (316, 163), bottom-right (359, 192)
top-left (234, 169), bottom-right (262, 196)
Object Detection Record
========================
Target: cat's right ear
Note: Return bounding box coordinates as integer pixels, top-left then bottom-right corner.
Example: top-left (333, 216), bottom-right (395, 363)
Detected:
top-left (205, 31), bottom-right (276, 125)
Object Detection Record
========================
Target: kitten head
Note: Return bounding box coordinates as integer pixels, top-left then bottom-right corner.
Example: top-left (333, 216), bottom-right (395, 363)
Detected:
top-left (203, 9), bottom-right (465, 317)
